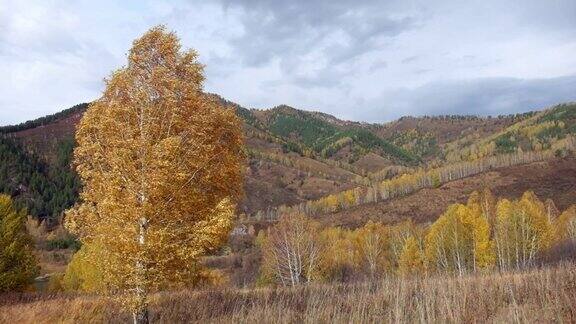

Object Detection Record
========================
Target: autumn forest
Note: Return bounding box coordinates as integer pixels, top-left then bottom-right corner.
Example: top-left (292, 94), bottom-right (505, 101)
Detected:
top-left (1, 24), bottom-right (576, 324)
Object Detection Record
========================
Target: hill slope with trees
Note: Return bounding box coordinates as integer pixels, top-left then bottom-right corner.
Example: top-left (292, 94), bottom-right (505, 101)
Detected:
top-left (0, 100), bottom-right (575, 222)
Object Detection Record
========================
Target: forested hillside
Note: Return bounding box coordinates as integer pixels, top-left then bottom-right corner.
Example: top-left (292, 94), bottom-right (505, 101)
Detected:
top-left (253, 105), bottom-right (420, 164)
top-left (0, 99), bottom-right (574, 223)
top-left (0, 137), bottom-right (78, 221)
top-left (442, 103), bottom-right (576, 162)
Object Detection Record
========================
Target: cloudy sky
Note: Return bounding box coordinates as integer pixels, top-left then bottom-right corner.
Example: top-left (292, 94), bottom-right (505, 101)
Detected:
top-left (1, 0), bottom-right (575, 125)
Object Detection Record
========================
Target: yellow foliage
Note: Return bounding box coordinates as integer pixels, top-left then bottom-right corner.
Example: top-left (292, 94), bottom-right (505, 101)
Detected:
top-left (323, 195), bottom-right (339, 212)
top-left (342, 190), bottom-right (357, 208)
top-left (495, 192), bottom-right (554, 269)
top-left (259, 213), bottom-right (322, 286)
top-left (425, 202), bottom-right (494, 274)
top-left (519, 191), bottom-right (555, 248)
top-left (555, 205), bottom-right (576, 241)
top-left (388, 220), bottom-right (422, 268)
top-left (468, 202), bottom-right (495, 270)
top-left (256, 191), bottom-right (573, 281)
top-left (318, 227), bottom-right (357, 281)
top-left (0, 195), bottom-right (38, 292)
top-left (353, 221), bottom-right (391, 277)
top-left (197, 269), bottom-right (228, 287)
top-left (64, 26), bottom-right (244, 315)
top-left (62, 242), bottom-right (106, 293)
top-left (398, 236), bottom-right (424, 276)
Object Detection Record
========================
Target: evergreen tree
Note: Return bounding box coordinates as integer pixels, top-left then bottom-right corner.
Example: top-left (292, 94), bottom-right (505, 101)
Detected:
top-left (0, 136), bottom-right (80, 222)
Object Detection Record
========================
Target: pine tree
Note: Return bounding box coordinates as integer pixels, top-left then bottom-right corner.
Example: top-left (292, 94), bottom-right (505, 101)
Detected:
top-left (65, 26), bottom-right (244, 323)
top-left (0, 194), bottom-right (38, 292)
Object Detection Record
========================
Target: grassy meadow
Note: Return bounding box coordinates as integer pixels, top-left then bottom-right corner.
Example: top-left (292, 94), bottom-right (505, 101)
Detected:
top-left (2, 262), bottom-right (575, 323)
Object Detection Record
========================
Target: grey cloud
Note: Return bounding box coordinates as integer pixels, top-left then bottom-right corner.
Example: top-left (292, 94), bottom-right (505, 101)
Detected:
top-left (2, 0), bottom-right (576, 125)
top-left (213, 0), bottom-right (576, 91)
top-left (414, 68), bottom-right (431, 75)
top-left (369, 59), bottom-right (388, 70)
top-left (506, 0), bottom-right (576, 32)
top-left (0, 11), bottom-right (83, 58)
top-left (401, 55), bottom-right (419, 64)
top-left (217, 0), bottom-right (418, 87)
top-left (364, 75), bottom-right (576, 122)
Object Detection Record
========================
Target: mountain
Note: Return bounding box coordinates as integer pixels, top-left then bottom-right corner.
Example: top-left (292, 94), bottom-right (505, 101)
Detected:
top-left (0, 136), bottom-right (79, 221)
top-left (0, 97), bottom-right (575, 222)
top-left (442, 103), bottom-right (576, 162)
top-left (370, 113), bottom-right (531, 162)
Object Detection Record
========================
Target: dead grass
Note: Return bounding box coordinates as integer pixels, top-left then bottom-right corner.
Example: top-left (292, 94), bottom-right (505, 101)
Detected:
top-left (2, 263), bottom-right (575, 323)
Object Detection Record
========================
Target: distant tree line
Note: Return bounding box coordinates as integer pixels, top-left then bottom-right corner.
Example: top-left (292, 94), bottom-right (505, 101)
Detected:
top-left (0, 103), bottom-right (88, 134)
top-left (397, 111), bottom-right (535, 122)
top-left (268, 112), bottom-right (419, 165)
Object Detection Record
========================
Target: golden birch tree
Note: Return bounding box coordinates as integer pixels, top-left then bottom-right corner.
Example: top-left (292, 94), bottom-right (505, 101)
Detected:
top-left (259, 213), bottom-right (322, 286)
top-left (425, 202), bottom-right (494, 275)
top-left (388, 219), bottom-right (422, 269)
top-left (65, 26), bottom-right (243, 323)
top-left (425, 204), bottom-right (474, 275)
top-left (494, 192), bottom-right (553, 270)
top-left (466, 194), bottom-right (495, 270)
top-left (62, 241), bottom-right (106, 292)
top-left (467, 188), bottom-right (497, 228)
top-left (398, 236), bottom-right (424, 276)
top-left (353, 221), bottom-right (390, 278)
top-left (555, 205), bottom-right (576, 242)
top-left (318, 226), bottom-right (357, 282)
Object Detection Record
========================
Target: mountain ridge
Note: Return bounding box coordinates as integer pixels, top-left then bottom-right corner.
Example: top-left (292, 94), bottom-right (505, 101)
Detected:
top-left (1, 97), bottom-right (575, 221)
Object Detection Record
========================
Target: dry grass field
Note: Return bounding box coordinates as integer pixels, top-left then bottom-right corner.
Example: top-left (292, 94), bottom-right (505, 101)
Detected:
top-left (2, 262), bottom-right (575, 324)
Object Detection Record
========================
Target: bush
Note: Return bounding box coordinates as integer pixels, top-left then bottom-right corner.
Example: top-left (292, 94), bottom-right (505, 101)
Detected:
top-left (46, 236), bottom-right (81, 251)
top-left (0, 195), bottom-right (39, 292)
top-left (47, 273), bottom-right (65, 293)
